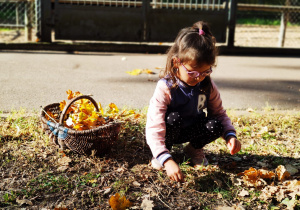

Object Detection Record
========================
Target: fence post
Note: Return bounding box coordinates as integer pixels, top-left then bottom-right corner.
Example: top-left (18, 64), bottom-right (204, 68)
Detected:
top-left (227, 0), bottom-right (237, 47)
top-left (278, 0), bottom-right (290, 47)
top-left (24, 1), bottom-right (33, 42)
top-left (40, 0), bottom-right (52, 42)
top-left (142, 0), bottom-right (150, 41)
top-left (16, 2), bottom-right (20, 26)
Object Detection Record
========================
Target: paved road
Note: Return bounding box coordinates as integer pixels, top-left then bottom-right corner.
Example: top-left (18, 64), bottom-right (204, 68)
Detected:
top-left (0, 51), bottom-right (299, 112)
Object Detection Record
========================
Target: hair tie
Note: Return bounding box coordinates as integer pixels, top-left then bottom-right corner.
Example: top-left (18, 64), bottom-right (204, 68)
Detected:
top-left (199, 29), bottom-right (205, 36)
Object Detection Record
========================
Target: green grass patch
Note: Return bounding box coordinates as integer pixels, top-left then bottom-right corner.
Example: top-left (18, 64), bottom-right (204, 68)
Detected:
top-left (237, 18), bottom-right (281, 26)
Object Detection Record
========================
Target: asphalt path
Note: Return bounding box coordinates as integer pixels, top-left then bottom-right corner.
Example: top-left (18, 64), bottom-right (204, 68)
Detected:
top-left (0, 51), bottom-right (299, 113)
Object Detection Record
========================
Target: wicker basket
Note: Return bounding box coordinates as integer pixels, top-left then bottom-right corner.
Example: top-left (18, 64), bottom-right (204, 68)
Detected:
top-left (40, 95), bottom-right (122, 156)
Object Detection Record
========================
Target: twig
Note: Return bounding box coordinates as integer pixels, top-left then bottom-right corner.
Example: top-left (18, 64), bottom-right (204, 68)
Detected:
top-left (40, 106), bottom-right (58, 123)
top-left (156, 194), bottom-right (172, 209)
top-left (148, 177), bottom-right (172, 209)
top-left (149, 177), bottom-right (165, 198)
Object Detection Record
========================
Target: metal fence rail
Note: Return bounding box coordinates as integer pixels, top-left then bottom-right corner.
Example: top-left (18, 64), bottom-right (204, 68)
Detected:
top-left (54, 0), bottom-right (226, 10)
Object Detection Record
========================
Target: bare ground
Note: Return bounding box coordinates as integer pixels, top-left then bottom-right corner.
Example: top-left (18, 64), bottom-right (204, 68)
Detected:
top-left (1, 25), bottom-right (300, 48)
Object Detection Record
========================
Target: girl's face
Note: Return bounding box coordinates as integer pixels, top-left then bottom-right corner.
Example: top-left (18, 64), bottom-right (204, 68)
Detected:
top-left (175, 60), bottom-right (212, 86)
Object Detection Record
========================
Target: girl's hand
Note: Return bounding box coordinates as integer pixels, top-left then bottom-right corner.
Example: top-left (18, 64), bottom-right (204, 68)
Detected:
top-left (226, 138), bottom-right (241, 155)
top-left (164, 158), bottom-right (185, 182)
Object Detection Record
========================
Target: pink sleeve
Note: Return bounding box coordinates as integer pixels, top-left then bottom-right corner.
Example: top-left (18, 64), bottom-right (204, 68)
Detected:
top-left (207, 80), bottom-right (236, 138)
top-left (146, 80), bottom-right (171, 158)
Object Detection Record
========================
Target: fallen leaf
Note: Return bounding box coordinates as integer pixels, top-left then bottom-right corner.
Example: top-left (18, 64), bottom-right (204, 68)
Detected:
top-left (238, 189), bottom-right (249, 197)
top-left (142, 69), bottom-right (156, 75)
top-left (141, 198), bottom-right (154, 210)
top-left (109, 193), bottom-right (132, 210)
top-left (215, 206), bottom-right (234, 210)
top-left (132, 181), bottom-right (141, 187)
top-left (281, 198), bottom-right (296, 210)
top-left (276, 188), bottom-right (286, 202)
top-left (285, 180), bottom-right (300, 199)
top-left (16, 199), bottom-right (33, 206)
top-left (126, 68), bottom-right (156, 76)
top-left (238, 167), bottom-right (276, 187)
top-left (103, 187), bottom-right (111, 195)
top-left (58, 156), bottom-right (72, 166)
top-left (232, 177), bottom-right (242, 186)
top-left (126, 69), bottom-right (142, 76)
top-left (259, 169), bottom-right (275, 179)
top-left (276, 165), bottom-right (290, 181)
top-left (57, 166), bottom-right (69, 172)
top-left (259, 186), bottom-right (279, 201)
top-left (108, 103), bottom-right (119, 114)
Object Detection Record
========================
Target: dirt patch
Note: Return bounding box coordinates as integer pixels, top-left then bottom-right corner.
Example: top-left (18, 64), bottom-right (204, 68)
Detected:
top-left (235, 24), bottom-right (300, 48)
top-left (1, 25), bottom-right (300, 48)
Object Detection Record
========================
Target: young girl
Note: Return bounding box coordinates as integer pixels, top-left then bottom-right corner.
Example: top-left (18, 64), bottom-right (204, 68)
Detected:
top-left (146, 21), bottom-right (241, 182)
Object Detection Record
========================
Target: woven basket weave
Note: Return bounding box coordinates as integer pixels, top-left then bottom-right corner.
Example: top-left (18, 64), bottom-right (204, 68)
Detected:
top-left (40, 95), bottom-right (122, 155)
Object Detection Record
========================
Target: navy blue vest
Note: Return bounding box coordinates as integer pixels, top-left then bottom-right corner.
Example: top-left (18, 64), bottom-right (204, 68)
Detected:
top-left (162, 78), bottom-right (210, 128)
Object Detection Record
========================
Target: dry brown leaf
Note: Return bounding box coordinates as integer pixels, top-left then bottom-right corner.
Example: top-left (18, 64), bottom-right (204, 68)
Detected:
top-left (258, 169), bottom-right (275, 179)
top-left (276, 188), bottom-right (286, 202)
top-left (259, 186), bottom-right (279, 201)
top-left (58, 156), bottom-right (72, 166)
top-left (132, 181), bottom-right (141, 187)
top-left (238, 167), bottom-right (277, 187)
top-left (285, 180), bottom-right (300, 199)
top-left (57, 165), bottom-right (69, 172)
top-left (238, 189), bottom-right (249, 197)
top-left (109, 193), bottom-right (132, 210)
top-left (276, 165), bottom-right (291, 181)
top-left (232, 177), bottom-right (242, 186)
top-left (141, 198), bottom-right (154, 210)
top-left (259, 179), bottom-right (300, 202)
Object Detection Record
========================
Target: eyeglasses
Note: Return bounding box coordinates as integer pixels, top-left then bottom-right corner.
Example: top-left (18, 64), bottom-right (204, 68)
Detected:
top-left (180, 63), bottom-right (213, 78)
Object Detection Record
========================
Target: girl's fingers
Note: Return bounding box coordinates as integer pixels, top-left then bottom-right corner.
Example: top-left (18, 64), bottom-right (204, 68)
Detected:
top-left (230, 140), bottom-right (236, 155)
top-left (233, 142), bottom-right (241, 154)
top-left (178, 173), bottom-right (184, 182)
top-left (170, 173), bottom-right (184, 182)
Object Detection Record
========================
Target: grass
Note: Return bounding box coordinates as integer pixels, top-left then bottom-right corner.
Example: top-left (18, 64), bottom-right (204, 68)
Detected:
top-left (0, 28), bottom-right (17, 32)
top-left (0, 108), bottom-right (299, 209)
top-left (237, 18), bottom-right (300, 26)
top-left (237, 18), bottom-right (281, 26)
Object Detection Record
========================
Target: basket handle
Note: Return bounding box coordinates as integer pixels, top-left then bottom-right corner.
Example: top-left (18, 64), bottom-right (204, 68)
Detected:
top-left (59, 95), bottom-right (99, 124)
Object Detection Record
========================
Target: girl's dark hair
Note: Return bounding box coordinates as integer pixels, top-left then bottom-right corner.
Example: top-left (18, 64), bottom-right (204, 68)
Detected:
top-left (161, 21), bottom-right (218, 92)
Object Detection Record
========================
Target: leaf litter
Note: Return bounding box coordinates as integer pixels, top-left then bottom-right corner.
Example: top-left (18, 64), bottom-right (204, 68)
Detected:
top-left (0, 108), bottom-right (299, 209)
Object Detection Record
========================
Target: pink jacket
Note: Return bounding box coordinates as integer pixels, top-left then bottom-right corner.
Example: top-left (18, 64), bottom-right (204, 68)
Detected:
top-left (146, 79), bottom-right (236, 159)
